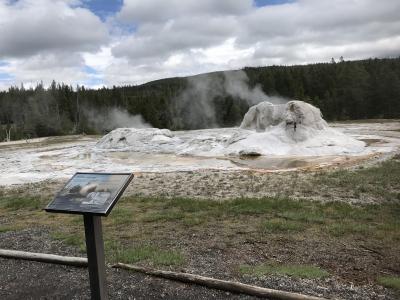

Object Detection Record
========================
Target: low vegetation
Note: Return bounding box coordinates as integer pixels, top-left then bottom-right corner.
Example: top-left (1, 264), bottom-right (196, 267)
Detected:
top-left (378, 276), bottom-right (400, 291)
top-left (240, 264), bottom-right (329, 279)
top-left (51, 231), bottom-right (86, 253)
top-left (0, 225), bottom-right (21, 233)
top-left (313, 159), bottom-right (400, 201)
top-left (1, 192), bottom-right (399, 268)
top-left (116, 244), bottom-right (185, 267)
top-left (0, 196), bottom-right (45, 211)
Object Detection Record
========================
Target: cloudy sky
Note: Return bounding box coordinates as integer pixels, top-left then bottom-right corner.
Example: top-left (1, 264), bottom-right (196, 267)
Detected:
top-left (0, 0), bottom-right (399, 90)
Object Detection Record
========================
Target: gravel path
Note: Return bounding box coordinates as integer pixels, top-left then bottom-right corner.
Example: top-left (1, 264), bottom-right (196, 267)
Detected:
top-left (0, 229), bottom-right (255, 300)
top-left (0, 229), bottom-right (397, 300)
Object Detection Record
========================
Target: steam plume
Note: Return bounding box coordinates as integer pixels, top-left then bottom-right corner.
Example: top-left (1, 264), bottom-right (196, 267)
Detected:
top-left (173, 70), bottom-right (287, 128)
top-left (83, 107), bottom-right (150, 132)
top-left (223, 70), bottom-right (286, 105)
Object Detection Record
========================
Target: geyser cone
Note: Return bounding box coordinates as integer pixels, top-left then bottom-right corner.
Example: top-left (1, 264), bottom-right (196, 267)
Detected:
top-left (97, 100), bottom-right (365, 157)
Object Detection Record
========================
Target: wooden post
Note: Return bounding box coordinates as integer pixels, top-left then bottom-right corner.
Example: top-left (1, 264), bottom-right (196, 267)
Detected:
top-left (83, 214), bottom-right (107, 300)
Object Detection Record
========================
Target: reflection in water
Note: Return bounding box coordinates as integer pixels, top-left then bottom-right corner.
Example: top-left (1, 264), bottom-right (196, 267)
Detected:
top-left (78, 153), bottom-right (94, 160)
top-left (104, 151), bottom-right (344, 171)
top-left (358, 139), bottom-right (386, 146)
top-left (228, 156), bottom-right (332, 170)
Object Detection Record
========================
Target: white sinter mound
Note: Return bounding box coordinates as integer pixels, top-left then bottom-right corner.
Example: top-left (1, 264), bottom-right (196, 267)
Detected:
top-left (96, 100), bottom-right (365, 156)
top-left (96, 128), bottom-right (179, 153)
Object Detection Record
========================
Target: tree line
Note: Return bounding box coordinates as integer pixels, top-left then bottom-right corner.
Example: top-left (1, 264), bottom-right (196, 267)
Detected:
top-left (1, 57), bottom-right (399, 141)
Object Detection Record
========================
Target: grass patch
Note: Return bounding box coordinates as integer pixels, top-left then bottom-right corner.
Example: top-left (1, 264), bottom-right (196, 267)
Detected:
top-left (377, 276), bottom-right (400, 291)
top-left (51, 231), bottom-right (86, 252)
top-left (326, 222), bottom-right (373, 237)
top-left (104, 239), bottom-right (124, 262)
top-left (142, 210), bottom-right (186, 222)
top-left (0, 225), bottom-right (21, 233)
top-left (319, 202), bottom-right (378, 221)
top-left (228, 197), bottom-right (303, 215)
top-left (240, 263), bottom-right (329, 279)
top-left (376, 222), bottom-right (400, 232)
top-left (182, 216), bottom-right (205, 226)
top-left (1, 193), bottom-right (398, 244)
top-left (117, 244), bottom-right (184, 266)
top-left (168, 197), bottom-right (220, 212)
top-left (1, 197), bottom-right (44, 211)
top-left (152, 250), bottom-right (185, 266)
top-left (261, 218), bottom-right (306, 233)
top-left (121, 194), bottom-right (400, 241)
top-left (277, 210), bottom-right (325, 224)
top-left (109, 207), bottom-right (134, 225)
top-left (314, 160), bottom-right (400, 200)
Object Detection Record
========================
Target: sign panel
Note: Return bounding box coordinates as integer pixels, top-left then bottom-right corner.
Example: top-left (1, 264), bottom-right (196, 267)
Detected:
top-left (45, 172), bottom-right (133, 216)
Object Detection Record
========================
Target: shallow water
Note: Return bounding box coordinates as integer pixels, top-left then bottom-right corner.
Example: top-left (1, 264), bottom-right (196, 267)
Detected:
top-left (1, 121), bottom-right (399, 185)
top-left (227, 155), bottom-right (343, 170)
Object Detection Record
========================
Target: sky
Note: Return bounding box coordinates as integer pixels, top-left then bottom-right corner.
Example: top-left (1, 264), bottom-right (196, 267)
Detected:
top-left (0, 0), bottom-right (399, 90)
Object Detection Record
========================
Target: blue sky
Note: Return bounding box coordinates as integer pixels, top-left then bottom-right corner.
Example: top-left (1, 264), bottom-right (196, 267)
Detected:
top-left (0, 73), bottom-right (13, 81)
top-left (82, 0), bottom-right (123, 20)
top-left (254, 0), bottom-right (294, 6)
top-left (0, 0), bottom-right (399, 90)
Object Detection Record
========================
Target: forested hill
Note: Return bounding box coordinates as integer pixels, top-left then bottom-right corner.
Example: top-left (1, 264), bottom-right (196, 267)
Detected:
top-left (1, 57), bottom-right (399, 141)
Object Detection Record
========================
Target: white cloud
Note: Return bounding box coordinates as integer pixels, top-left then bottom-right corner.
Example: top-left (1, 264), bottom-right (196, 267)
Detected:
top-left (3, 52), bottom-right (88, 88)
top-left (83, 47), bottom-right (114, 71)
top-left (117, 0), bottom-right (252, 23)
top-left (0, 0), bottom-right (108, 58)
top-left (106, 0), bottom-right (400, 85)
top-left (0, 0), bottom-right (400, 89)
top-left (112, 15), bottom-right (239, 61)
top-left (192, 38), bottom-right (255, 69)
top-left (0, 0), bottom-right (108, 88)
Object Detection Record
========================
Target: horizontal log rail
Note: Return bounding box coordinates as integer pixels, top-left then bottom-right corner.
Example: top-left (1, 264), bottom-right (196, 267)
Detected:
top-left (0, 249), bottom-right (329, 300)
top-left (0, 249), bottom-right (88, 267)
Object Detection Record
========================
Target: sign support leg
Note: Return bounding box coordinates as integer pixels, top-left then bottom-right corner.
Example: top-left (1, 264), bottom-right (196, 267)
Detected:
top-left (84, 214), bottom-right (108, 300)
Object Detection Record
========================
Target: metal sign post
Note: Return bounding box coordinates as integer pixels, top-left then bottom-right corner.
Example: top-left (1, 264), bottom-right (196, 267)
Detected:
top-left (84, 215), bottom-right (107, 300)
top-left (45, 172), bottom-right (134, 300)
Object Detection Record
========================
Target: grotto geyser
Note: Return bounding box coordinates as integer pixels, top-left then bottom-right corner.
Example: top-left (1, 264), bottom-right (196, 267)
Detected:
top-left (96, 100), bottom-right (365, 157)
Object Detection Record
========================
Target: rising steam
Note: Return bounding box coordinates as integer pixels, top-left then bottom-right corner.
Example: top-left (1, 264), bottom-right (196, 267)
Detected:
top-left (223, 70), bottom-right (287, 105)
top-left (83, 107), bottom-right (150, 132)
top-left (173, 70), bottom-right (287, 129)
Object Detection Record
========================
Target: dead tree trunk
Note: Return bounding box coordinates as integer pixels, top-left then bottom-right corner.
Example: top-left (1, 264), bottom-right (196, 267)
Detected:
top-left (5, 127), bottom-right (11, 142)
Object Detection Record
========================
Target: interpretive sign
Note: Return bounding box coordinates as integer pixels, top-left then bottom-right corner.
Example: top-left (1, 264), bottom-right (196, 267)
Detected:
top-left (45, 172), bottom-right (133, 300)
top-left (45, 172), bottom-right (133, 216)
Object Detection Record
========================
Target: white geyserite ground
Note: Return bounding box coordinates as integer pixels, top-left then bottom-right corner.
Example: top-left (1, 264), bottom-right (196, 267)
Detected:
top-left (1, 122), bottom-right (399, 186)
top-left (1, 101), bottom-right (399, 186)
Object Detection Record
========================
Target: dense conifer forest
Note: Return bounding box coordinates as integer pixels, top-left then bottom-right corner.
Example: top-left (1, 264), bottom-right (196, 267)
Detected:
top-left (1, 57), bottom-right (399, 141)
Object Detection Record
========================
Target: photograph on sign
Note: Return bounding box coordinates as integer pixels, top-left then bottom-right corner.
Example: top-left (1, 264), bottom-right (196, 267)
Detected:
top-left (45, 173), bottom-right (133, 215)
